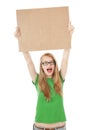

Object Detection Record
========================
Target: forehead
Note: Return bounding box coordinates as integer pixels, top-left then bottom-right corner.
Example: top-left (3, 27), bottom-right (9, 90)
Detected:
top-left (41, 56), bottom-right (53, 62)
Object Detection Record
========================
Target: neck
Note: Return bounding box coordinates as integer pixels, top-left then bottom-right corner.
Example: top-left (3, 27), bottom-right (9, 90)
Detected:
top-left (46, 75), bottom-right (52, 78)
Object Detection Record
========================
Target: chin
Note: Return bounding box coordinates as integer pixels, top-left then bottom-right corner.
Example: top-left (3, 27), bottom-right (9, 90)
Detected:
top-left (46, 73), bottom-right (53, 77)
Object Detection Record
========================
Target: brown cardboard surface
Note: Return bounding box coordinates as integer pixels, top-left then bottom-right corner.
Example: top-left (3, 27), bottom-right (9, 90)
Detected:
top-left (16, 6), bottom-right (71, 51)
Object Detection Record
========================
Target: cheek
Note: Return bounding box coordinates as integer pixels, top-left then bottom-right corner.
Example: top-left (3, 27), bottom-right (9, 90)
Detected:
top-left (42, 66), bottom-right (47, 73)
top-left (42, 66), bottom-right (46, 72)
top-left (53, 66), bottom-right (55, 70)
top-left (52, 66), bottom-right (55, 73)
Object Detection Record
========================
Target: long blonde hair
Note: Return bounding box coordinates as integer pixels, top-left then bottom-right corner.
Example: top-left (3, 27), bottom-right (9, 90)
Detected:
top-left (38, 53), bottom-right (62, 100)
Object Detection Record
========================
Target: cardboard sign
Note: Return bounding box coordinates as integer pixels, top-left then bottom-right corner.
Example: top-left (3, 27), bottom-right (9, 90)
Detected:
top-left (16, 6), bottom-right (71, 51)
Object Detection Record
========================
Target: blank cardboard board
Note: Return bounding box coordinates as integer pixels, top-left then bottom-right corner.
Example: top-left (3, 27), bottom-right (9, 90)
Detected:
top-left (16, 6), bottom-right (71, 51)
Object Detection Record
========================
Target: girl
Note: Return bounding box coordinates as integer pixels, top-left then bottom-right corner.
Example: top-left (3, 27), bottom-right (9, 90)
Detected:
top-left (15, 23), bottom-right (74, 130)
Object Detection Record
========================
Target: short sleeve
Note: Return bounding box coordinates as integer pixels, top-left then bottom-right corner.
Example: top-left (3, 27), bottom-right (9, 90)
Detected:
top-left (32, 74), bottom-right (39, 90)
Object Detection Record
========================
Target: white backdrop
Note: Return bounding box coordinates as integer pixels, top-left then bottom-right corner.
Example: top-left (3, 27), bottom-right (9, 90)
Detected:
top-left (0, 0), bottom-right (86, 130)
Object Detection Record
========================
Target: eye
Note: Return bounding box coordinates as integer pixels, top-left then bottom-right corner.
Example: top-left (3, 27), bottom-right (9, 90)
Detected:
top-left (41, 61), bottom-right (55, 66)
top-left (42, 61), bottom-right (48, 66)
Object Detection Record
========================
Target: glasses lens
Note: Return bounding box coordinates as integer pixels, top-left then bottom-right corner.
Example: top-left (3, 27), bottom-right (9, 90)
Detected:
top-left (42, 61), bottom-right (55, 66)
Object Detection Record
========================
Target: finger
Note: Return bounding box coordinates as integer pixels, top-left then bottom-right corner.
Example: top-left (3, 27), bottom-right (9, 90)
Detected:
top-left (68, 22), bottom-right (75, 31)
top-left (14, 26), bottom-right (21, 38)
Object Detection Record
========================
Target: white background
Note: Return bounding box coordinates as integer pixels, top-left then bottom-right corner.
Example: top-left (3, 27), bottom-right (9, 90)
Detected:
top-left (0, 0), bottom-right (86, 130)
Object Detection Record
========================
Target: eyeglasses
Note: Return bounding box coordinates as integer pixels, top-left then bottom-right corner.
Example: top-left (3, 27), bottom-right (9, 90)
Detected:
top-left (41, 61), bottom-right (55, 66)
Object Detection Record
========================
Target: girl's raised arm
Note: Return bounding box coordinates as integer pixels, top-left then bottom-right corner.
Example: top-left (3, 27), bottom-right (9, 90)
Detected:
top-left (14, 27), bottom-right (37, 82)
top-left (60, 22), bottom-right (74, 80)
top-left (60, 49), bottom-right (70, 80)
top-left (23, 52), bottom-right (37, 82)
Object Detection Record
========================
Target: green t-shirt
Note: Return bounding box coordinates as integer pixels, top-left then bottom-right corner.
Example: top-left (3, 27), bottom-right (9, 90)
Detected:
top-left (32, 73), bottom-right (66, 123)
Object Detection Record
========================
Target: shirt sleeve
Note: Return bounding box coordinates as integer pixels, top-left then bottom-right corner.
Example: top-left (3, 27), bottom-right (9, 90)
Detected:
top-left (32, 74), bottom-right (39, 90)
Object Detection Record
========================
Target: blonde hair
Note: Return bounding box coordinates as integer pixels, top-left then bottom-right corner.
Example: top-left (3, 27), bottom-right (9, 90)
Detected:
top-left (38, 53), bottom-right (62, 100)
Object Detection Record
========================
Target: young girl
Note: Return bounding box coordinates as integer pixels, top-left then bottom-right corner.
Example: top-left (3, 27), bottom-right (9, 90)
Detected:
top-left (15, 23), bottom-right (74, 130)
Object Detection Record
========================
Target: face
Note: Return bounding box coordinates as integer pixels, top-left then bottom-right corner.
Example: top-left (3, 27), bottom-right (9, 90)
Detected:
top-left (41, 56), bottom-right (55, 78)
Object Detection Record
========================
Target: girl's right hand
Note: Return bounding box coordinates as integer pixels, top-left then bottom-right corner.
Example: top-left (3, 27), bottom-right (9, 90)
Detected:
top-left (14, 27), bottom-right (21, 38)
